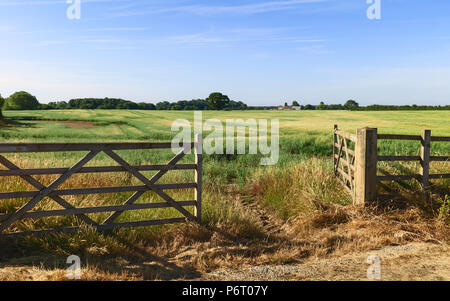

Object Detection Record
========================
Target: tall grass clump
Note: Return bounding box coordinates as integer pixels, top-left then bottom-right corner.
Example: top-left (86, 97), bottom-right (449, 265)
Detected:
top-left (248, 158), bottom-right (352, 220)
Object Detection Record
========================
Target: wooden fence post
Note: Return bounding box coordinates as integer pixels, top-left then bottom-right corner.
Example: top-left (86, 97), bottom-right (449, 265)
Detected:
top-left (333, 124), bottom-right (338, 171)
top-left (420, 130), bottom-right (431, 189)
top-left (355, 127), bottom-right (378, 205)
top-left (194, 134), bottom-right (202, 223)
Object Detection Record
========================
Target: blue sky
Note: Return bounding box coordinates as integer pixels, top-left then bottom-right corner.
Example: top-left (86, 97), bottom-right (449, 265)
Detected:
top-left (0, 0), bottom-right (449, 106)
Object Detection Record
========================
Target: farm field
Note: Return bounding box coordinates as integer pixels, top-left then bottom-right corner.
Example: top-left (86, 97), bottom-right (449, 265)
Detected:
top-left (3, 109), bottom-right (450, 140)
top-left (0, 110), bottom-right (449, 281)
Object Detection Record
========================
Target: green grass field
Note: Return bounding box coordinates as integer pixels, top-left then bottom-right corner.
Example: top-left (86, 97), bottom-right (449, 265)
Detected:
top-left (3, 109), bottom-right (450, 139)
top-left (2, 109), bottom-right (450, 157)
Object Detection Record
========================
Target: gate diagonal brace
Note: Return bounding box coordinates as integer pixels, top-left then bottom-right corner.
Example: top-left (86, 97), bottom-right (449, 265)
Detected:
top-left (0, 155), bottom-right (98, 227)
top-left (0, 150), bottom-right (100, 233)
top-left (102, 147), bottom-right (197, 223)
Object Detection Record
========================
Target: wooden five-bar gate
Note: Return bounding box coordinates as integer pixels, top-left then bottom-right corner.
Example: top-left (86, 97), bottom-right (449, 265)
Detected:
top-left (334, 125), bottom-right (450, 204)
top-left (0, 135), bottom-right (202, 237)
top-left (333, 125), bottom-right (357, 199)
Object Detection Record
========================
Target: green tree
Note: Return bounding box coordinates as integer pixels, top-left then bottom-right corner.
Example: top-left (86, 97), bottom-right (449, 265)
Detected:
top-left (292, 101), bottom-right (300, 107)
top-left (205, 92), bottom-right (230, 110)
top-left (156, 101), bottom-right (171, 110)
top-left (344, 99), bottom-right (359, 110)
top-left (4, 91), bottom-right (40, 110)
top-left (316, 101), bottom-right (327, 110)
top-left (0, 94), bottom-right (4, 118)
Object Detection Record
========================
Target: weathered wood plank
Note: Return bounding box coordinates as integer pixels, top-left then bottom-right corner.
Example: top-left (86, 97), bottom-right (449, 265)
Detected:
top-left (420, 130), bottom-right (431, 188)
top-left (0, 150), bottom-right (99, 232)
top-left (335, 130), bottom-right (357, 142)
top-left (343, 137), bottom-right (354, 193)
top-left (336, 166), bottom-right (353, 182)
top-left (334, 143), bottom-right (355, 156)
top-left (0, 142), bottom-right (194, 153)
top-left (194, 134), bottom-right (202, 223)
top-left (428, 173), bottom-right (450, 179)
top-left (0, 183), bottom-right (198, 199)
top-left (103, 150), bottom-right (197, 222)
top-left (333, 125), bottom-right (338, 173)
top-left (102, 191), bottom-right (144, 224)
top-left (355, 128), bottom-right (378, 205)
top-left (0, 164), bottom-right (197, 177)
top-left (334, 154), bottom-right (355, 170)
top-left (430, 156), bottom-right (450, 162)
top-left (340, 181), bottom-right (353, 195)
top-left (377, 134), bottom-right (421, 141)
top-left (430, 136), bottom-right (450, 142)
top-left (22, 201), bottom-right (197, 219)
top-left (334, 138), bottom-right (344, 174)
top-left (0, 155), bottom-right (98, 226)
top-left (149, 145), bottom-right (192, 184)
top-left (377, 156), bottom-right (421, 162)
top-left (376, 175), bottom-right (420, 181)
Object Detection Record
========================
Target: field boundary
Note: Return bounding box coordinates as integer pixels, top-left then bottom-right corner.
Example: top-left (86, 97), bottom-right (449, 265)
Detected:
top-left (334, 125), bottom-right (450, 204)
top-left (0, 135), bottom-right (202, 237)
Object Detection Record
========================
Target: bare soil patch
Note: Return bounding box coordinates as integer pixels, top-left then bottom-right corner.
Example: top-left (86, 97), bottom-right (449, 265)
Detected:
top-left (33, 120), bottom-right (126, 129)
top-left (59, 121), bottom-right (99, 129)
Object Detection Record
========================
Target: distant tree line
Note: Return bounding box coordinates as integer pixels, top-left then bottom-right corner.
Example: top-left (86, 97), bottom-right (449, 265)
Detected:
top-left (282, 100), bottom-right (361, 110)
top-left (283, 100), bottom-right (450, 111)
top-left (354, 104), bottom-right (450, 111)
top-left (3, 92), bottom-right (247, 111)
top-left (1, 91), bottom-right (448, 113)
top-left (42, 98), bottom-right (157, 110)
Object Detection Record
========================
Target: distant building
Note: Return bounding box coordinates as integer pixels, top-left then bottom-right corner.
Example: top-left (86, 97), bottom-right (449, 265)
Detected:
top-left (278, 106), bottom-right (301, 110)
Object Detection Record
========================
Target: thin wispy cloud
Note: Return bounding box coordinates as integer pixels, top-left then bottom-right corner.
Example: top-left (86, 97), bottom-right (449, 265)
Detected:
top-left (0, 0), bottom-right (64, 6)
top-left (106, 0), bottom-right (328, 18)
top-left (38, 40), bottom-right (71, 46)
top-left (158, 27), bottom-right (326, 47)
top-left (86, 27), bottom-right (149, 32)
top-left (38, 38), bottom-right (121, 46)
top-left (0, 0), bottom-right (128, 6)
top-left (296, 45), bottom-right (334, 55)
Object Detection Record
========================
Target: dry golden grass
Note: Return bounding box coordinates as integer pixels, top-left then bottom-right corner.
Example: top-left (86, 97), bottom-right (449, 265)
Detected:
top-left (0, 156), bottom-right (448, 281)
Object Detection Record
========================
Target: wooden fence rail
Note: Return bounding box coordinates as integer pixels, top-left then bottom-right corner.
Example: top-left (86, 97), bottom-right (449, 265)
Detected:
top-left (334, 126), bottom-right (449, 204)
top-left (0, 135), bottom-right (202, 237)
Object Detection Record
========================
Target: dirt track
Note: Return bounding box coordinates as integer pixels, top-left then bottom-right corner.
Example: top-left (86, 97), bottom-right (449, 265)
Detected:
top-left (1, 242), bottom-right (447, 281)
top-left (202, 242), bottom-right (450, 281)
